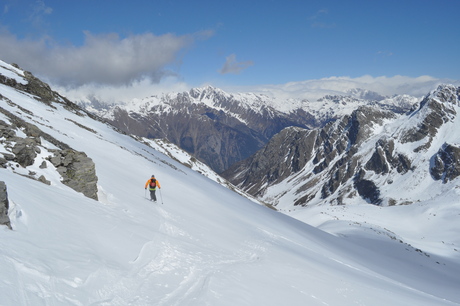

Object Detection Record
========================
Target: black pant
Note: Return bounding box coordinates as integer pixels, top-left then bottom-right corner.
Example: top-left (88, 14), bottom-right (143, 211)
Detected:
top-left (149, 189), bottom-right (157, 201)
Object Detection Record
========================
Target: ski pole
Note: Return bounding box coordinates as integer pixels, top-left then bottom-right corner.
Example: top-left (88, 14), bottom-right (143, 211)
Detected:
top-left (159, 188), bottom-right (164, 205)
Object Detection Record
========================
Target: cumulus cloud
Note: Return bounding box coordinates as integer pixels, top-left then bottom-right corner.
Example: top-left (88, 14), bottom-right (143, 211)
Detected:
top-left (219, 54), bottom-right (253, 75)
top-left (0, 27), bottom-right (208, 87)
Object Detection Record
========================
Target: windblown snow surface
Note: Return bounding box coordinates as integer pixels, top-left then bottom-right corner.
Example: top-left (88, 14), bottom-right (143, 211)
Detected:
top-left (1, 62), bottom-right (460, 305)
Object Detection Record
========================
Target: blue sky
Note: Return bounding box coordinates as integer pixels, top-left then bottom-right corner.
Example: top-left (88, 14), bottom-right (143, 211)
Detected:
top-left (1, 0), bottom-right (459, 101)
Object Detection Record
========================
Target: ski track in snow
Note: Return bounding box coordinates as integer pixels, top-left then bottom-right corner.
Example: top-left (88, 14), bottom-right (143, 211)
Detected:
top-left (118, 205), bottom-right (269, 306)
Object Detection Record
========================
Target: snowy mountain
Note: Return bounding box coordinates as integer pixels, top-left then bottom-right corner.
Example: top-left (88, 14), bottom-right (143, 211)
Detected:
top-left (80, 86), bottom-right (313, 173)
top-left (1, 60), bottom-right (460, 305)
top-left (223, 84), bottom-right (460, 211)
top-left (80, 86), bottom-right (417, 173)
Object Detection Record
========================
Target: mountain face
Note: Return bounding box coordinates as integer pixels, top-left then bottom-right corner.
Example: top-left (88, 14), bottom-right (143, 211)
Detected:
top-left (222, 85), bottom-right (460, 208)
top-left (84, 87), bottom-right (316, 173)
top-left (82, 87), bottom-right (416, 173)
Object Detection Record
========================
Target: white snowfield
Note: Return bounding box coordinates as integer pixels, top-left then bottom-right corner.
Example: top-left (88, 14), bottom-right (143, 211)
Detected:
top-left (1, 60), bottom-right (460, 305)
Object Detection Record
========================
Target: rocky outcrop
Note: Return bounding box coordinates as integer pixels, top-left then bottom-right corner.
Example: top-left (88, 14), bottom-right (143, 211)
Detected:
top-left (430, 143), bottom-right (460, 183)
top-left (365, 138), bottom-right (412, 175)
top-left (48, 149), bottom-right (98, 200)
top-left (0, 181), bottom-right (11, 229)
top-left (1, 100), bottom-right (98, 201)
top-left (12, 138), bottom-right (41, 167)
top-left (353, 170), bottom-right (382, 205)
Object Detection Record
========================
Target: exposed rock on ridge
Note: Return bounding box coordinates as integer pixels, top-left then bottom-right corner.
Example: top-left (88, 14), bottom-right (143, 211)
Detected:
top-left (430, 143), bottom-right (460, 183)
top-left (223, 85), bottom-right (460, 207)
top-left (0, 63), bottom-right (99, 200)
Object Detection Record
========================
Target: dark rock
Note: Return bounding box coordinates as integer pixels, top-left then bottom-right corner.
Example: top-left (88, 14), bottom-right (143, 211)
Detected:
top-left (2, 153), bottom-right (15, 161)
top-left (23, 122), bottom-right (42, 137)
top-left (0, 120), bottom-right (16, 138)
top-left (12, 138), bottom-right (39, 167)
top-left (354, 170), bottom-right (382, 205)
top-left (365, 138), bottom-right (412, 175)
top-left (430, 143), bottom-right (460, 183)
top-left (0, 181), bottom-right (12, 229)
top-left (48, 149), bottom-right (99, 200)
top-left (38, 175), bottom-right (51, 185)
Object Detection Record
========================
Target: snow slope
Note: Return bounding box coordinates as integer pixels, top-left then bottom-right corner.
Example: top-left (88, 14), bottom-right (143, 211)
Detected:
top-left (1, 61), bottom-right (460, 305)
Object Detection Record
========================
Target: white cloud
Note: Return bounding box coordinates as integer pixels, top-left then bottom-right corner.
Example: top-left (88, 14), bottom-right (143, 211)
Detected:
top-left (219, 54), bottom-right (253, 75)
top-left (54, 75), bottom-right (191, 104)
top-left (0, 28), bottom-right (208, 87)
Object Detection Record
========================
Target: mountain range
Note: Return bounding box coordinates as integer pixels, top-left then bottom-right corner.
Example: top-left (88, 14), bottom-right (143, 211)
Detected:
top-left (223, 84), bottom-right (460, 209)
top-left (80, 86), bottom-right (418, 173)
top-left (79, 82), bottom-right (459, 214)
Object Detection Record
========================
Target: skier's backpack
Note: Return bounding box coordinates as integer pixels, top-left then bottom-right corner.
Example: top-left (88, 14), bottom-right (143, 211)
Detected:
top-left (149, 179), bottom-right (157, 188)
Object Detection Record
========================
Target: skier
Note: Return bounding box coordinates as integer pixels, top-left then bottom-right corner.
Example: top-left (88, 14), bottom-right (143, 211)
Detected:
top-left (145, 175), bottom-right (161, 202)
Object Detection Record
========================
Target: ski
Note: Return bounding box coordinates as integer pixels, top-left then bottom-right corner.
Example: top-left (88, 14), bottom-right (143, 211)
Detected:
top-left (145, 197), bottom-right (160, 204)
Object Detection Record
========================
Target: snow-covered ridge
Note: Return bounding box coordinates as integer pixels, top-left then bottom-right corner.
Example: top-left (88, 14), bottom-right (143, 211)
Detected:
top-left (109, 85), bottom-right (418, 121)
top-left (0, 60), bottom-right (27, 85)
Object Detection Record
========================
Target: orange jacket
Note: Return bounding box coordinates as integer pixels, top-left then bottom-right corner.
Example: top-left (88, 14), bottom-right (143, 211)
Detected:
top-left (145, 178), bottom-right (161, 190)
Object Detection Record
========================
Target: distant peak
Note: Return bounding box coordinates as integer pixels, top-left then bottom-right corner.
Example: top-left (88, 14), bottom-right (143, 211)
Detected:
top-left (429, 84), bottom-right (460, 105)
top-left (189, 85), bottom-right (229, 100)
